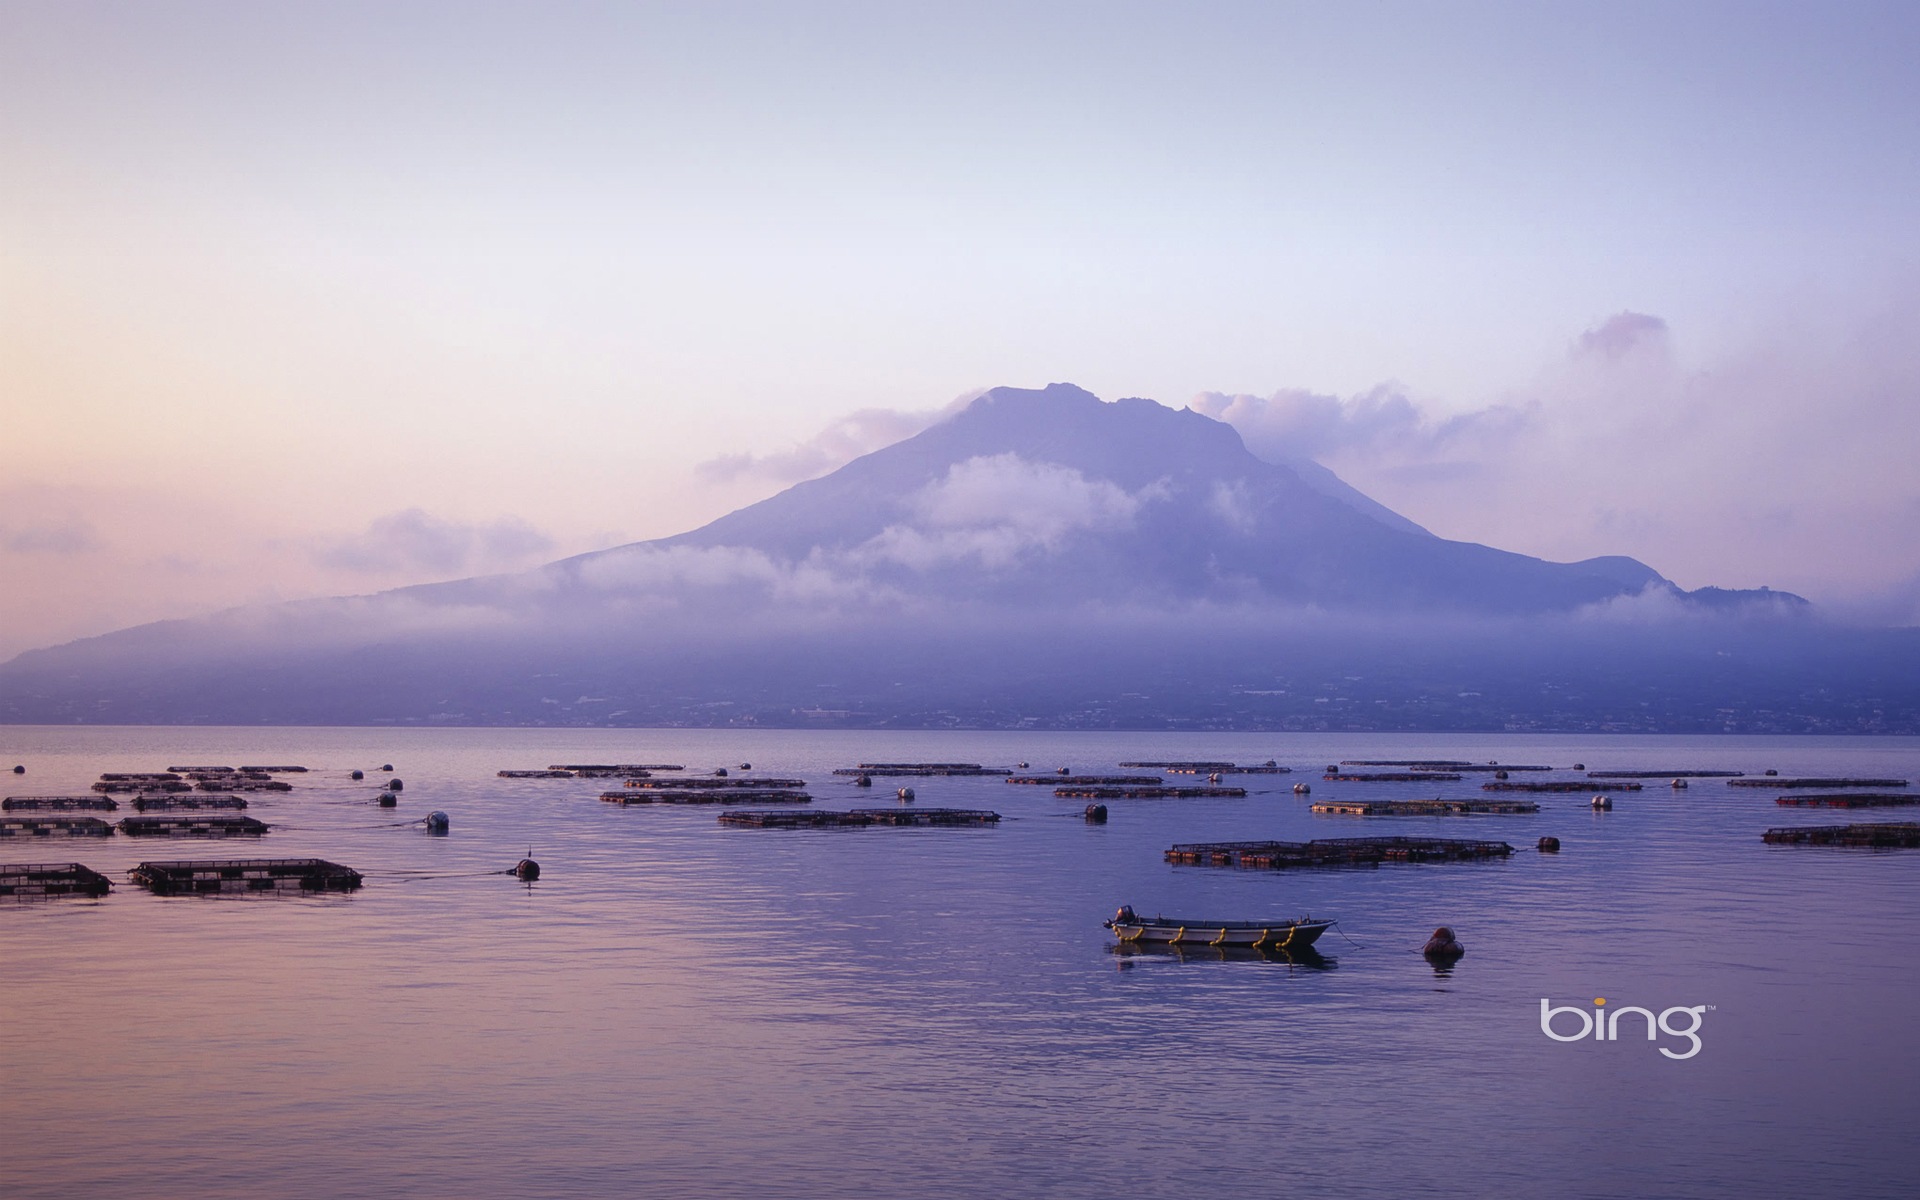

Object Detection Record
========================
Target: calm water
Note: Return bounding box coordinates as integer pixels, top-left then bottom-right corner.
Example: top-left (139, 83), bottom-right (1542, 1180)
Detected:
top-left (3, 727), bottom-right (1917, 1199)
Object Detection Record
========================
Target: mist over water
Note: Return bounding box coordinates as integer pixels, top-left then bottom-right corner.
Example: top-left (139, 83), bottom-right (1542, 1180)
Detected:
top-left (3, 727), bottom-right (1916, 1199)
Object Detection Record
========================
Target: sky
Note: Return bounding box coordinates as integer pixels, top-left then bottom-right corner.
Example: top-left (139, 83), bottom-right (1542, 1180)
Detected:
top-left (4, 1), bottom-right (1920, 657)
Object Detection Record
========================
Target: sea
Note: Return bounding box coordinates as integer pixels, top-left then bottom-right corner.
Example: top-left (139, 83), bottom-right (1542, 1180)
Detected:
top-left (3, 726), bottom-right (1917, 1200)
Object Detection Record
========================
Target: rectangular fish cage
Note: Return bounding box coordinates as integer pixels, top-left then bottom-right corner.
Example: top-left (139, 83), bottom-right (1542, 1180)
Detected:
top-left (550, 764), bottom-right (683, 774)
top-left (131, 794), bottom-right (249, 811)
top-left (93, 780), bottom-right (191, 793)
top-left (1484, 781), bottom-right (1642, 792)
top-left (1006, 775), bottom-right (1162, 786)
top-left (1310, 799), bottom-right (1540, 816)
top-left (601, 790), bottom-right (812, 805)
top-left (1588, 770), bottom-right (1745, 778)
top-left (0, 817), bottom-right (115, 838)
top-left (1325, 772), bottom-right (1464, 783)
top-left (1166, 836), bottom-right (1514, 869)
top-left (203, 779), bottom-right (292, 792)
top-left (167, 766), bottom-right (235, 773)
top-left (99, 772), bottom-right (182, 782)
top-left (1119, 761), bottom-right (1235, 769)
top-left (129, 858), bottom-right (363, 894)
top-left (718, 808), bottom-right (1001, 828)
top-left (1762, 823), bottom-right (1920, 847)
top-left (1165, 765), bottom-right (1294, 774)
top-left (1774, 793), bottom-right (1920, 808)
top-left (4, 795), bottom-right (120, 811)
top-left (0, 862), bottom-right (113, 898)
top-left (118, 815), bottom-right (269, 837)
top-left (1054, 786), bottom-right (1247, 799)
top-left (829, 765), bottom-right (1013, 776)
top-left (1731, 777), bottom-right (1908, 789)
top-left (623, 777), bottom-right (806, 789)
top-left (500, 770), bottom-right (576, 778)
top-left (238, 766), bottom-right (308, 772)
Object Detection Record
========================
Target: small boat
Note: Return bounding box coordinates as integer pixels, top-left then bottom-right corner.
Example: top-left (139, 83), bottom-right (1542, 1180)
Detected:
top-left (1104, 906), bottom-right (1333, 949)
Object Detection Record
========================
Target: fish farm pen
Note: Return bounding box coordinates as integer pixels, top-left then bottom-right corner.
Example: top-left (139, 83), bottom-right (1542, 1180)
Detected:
top-left (1484, 780), bottom-right (1643, 792)
top-left (1774, 794), bottom-right (1920, 808)
top-left (1762, 824), bottom-right (1920, 848)
top-left (1342, 759), bottom-right (1476, 768)
top-left (601, 790), bottom-right (812, 805)
top-left (1166, 836), bottom-right (1515, 869)
top-left (500, 770), bottom-right (575, 778)
top-left (1310, 799), bottom-right (1541, 816)
top-left (1054, 786), bottom-right (1249, 799)
top-left (1, 817), bottom-right (115, 838)
top-left (131, 795), bottom-right (249, 811)
top-left (718, 808), bottom-right (1002, 829)
top-left (203, 779), bottom-right (292, 792)
top-left (119, 815), bottom-right (270, 837)
top-left (829, 764), bottom-right (1014, 777)
top-left (1006, 775), bottom-right (1162, 786)
top-left (3, 795), bottom-right (119, 811)
top-left (1729, 777), bottom-right (1909, 789)
top-left (1165, 764), bottom-right (1293, 774)
top-left (0, 862), bottom-right (113, 898)
top-left (1324, 772), bottom-right (1464, 782)
top-left (623, 777), bottom-right (807, 790)
top-left (551, 763), bottom-right (686, 775)
top-left (1589, 770), bottom-right (1746, 778)
top-left (129, 858), bottom-right (364, 894)
top-left (1119, 761), bottom-right (1234, 769)
top-left (1343, 760), bottom-right (1553, 773)
top-left (92, 780), bottom-right (189, 793)
top-left (238, 766), bottom-right (307, 773)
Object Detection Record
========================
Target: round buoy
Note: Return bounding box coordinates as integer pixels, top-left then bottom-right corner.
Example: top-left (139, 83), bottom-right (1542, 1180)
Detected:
top-left (378, 792), bottom-right (398, 808)
top-left (1293, 783), bottom-right (1310, 794)
top-left (1672, 778), bottom-right (1688, 789)
top-left (1084, 803), bottom-right (1109, 824)
top-left (381, 764), bottom-right (394, 772)
top-left (1538, 836), bottom-right (1561, 853)
top-left (1056, 766), bottom-right (1070, 775)
top-left (11, 764), bottom-right (23, 774)
top-left (855, 773), bottom-right (872, 787)
top-left (350, 769), bottom-right (364, 780)
top-left (897, 786), bottom-right (915, 802)
top-left (1326, 765), bottom-right (1337, 774)
top-left (1264, 760), bottom-right (1277, 768)
top-left (514, 858), bottom-right (540, 882)
top-left (424, 811), bottom-right (450, 833)
top-left (1591, 795), bottom-right (1612, 810)
top-left (738, 762), bottom-right (750, 770)
top-left (387, 778), bottom-right (403, 791)
top-left (1572, 763), bottom-right (1585, 771)
top-left (1422, 926), bottom-right (1465, 958)
top-left (1764, 768), bottom-right (1778, 776)
top-left (714, 767), bottom-right (728, 777)
top-left (1016, 762), bottom-right (1029, 769)
top-left (1494, 770), bottom-right (1509, 780)
top-left (1208, 772), bottom-right (1222, 784)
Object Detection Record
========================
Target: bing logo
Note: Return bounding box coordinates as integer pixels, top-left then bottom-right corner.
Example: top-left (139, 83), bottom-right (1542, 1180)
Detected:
top-left (1540, 997), bottom-right (1711, 1060)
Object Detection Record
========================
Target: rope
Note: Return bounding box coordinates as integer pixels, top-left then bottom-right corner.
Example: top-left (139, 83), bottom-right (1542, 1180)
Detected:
top-left (360, 867), bottom-right (523, 881)
top-left (1331, 921), bottom-right (1367, 949)
top-left (267, 818), bottom-right (433, 832)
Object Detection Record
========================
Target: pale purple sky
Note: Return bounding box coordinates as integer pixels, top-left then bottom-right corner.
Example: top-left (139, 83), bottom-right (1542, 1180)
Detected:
top-left (5, 1), bottom-right (1920, 655)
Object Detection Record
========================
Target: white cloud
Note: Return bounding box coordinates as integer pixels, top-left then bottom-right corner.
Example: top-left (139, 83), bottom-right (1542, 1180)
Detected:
top-left (314, 509), bottom-right (555, 576)
top-left (695, 391), bottom-right (983, 485)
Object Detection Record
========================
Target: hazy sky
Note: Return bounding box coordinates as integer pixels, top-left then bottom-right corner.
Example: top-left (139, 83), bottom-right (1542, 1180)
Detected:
top-left (5, 1), bottom-right (1920, 656)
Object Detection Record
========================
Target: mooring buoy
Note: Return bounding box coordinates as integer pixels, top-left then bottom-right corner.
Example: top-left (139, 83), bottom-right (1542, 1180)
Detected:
top-left (514, 858), bottom-right (540, 881)
top-left (897, 786), bottom-right (915, 802)
top-left (1538, 836), bottom-right (1561, 853)
top-left (424, 811), bottom-right (449, 833)
top-left (1591, 795), bottom-right (1612, 810)
top-left (11, 765), bottom-right (23, 774)
top-left (378, 792), bottom-right (398, 808)
top-left (1084, 803), bottom-right (1108, 824)
top-left (381, 764), bottom-right (394, 772)
top-left (387, 778), bottom-right (404, 791)
top-left (350, 769), bottom-right (364, 780)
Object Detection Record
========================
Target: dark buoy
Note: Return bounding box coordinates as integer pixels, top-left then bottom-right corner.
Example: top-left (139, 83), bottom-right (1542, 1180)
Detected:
top-left (1591, 794), bottom-right (1613, 810)
top-left (1016, 762), bottom-right (1029, 769)
top-left (855, 773), bottom-right (872, 787)
top-left (424, 810), bottom-right (450, 834)
top-left (897, 786), bottom-right (915, 802)
top-left (514, 858), bottom-right (540, 882)
top-left (350, 769), bottom-right (364, 780)
top-left (378, 791), bottom-right (398, 808)
top-left (11, 764), bottom-right (23, 774)
top-left (1764, 768), bottom-right (1778, 776)
top-left (739, 762), bottom-right (751, 770)
top-left (1293, 782), bottom-right (1310, 794)
top-left (1056, 766), bottom-right (1070, 775)
top-left (1494, 770), bottom-right (1509, 780)
top-left (381, 764), bottom-right (394, 772)
top-left (1671, 778), bottom-right (1688, 789)
top-left (1422, 926), bottom-right (1466, 958)
top-left (1538, 836), bottom-right (1561, 853)
top-left (387, 778), bottom-right (403, 791)
top-left (1326, 765), bottom-right (1337, 774)
top-left (1208, 772), bottom-right (1222, 784)
top-left (1084, 803), bottom-right (1108, 824)
top-left (1264, 760), bottom-right (1277, 768)
top-left (1572, 763), bottom-right (1585, 771)
top-left (714, 767), bottom-right (729, 777)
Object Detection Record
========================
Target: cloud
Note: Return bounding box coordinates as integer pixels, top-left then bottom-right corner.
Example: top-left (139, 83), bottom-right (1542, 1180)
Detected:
top-left (314, 509), bottom-right (555, 576)
top-left (1189, 385), bottom-right (1532, 463)
top-left (0, 517), bottom-right (102, 555)
top-left (854, 454), bottom-right (1165, 570)
top-left (1577, 311), bottom-right (1670, 361)
top-left (695, 392), bottom-right (982, 485)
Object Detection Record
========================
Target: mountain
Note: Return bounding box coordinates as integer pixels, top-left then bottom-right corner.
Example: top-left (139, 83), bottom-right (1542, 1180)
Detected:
top-left (2, 382), bottom-right (1865, 731)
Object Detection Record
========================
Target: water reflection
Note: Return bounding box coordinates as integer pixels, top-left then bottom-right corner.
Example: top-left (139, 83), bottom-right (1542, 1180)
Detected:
top-left (1107, 941), bottom-right (1338, 970)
